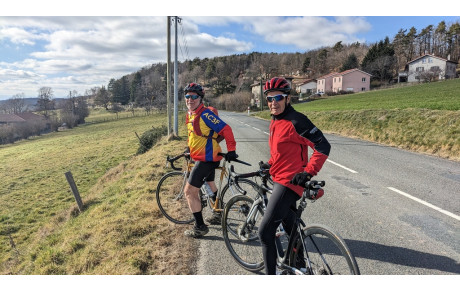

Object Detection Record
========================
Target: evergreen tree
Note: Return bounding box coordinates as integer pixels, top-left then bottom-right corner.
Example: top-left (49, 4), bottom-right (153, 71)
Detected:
top-left (341, 53), bottom-right (358, 71)
top-left (302, 57), bottom-right (311, 73)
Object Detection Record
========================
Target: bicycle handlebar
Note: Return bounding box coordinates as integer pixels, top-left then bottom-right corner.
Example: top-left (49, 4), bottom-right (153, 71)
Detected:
top-left (166, 153), bottom-right (190, 171)
top-left (166, 152), bottom-right (251, 171)
top-left (217, 152), bottom-right (252, 166)
top-left (303, 180), bottom-right (325, 200)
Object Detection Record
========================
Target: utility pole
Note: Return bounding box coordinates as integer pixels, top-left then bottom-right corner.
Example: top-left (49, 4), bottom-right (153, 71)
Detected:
top-left (260, 74), bottom-right (264, 111)
top-left (166, 16), bottom-right (172, 136)
top-left (173, 16), bottom-right (181, 136)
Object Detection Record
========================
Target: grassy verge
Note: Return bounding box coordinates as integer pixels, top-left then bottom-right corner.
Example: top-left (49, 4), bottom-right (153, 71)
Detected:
top-left (256, 79), bottom-right (460, 161)
top-left (0, 113), bottom-right (194, 274)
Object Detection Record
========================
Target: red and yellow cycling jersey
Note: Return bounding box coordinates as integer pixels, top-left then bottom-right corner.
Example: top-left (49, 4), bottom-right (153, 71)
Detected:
top-left (187, 104), bottom-right (236, 162)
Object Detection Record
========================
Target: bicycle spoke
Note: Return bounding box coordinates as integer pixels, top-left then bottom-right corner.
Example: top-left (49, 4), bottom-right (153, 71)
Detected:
top-left (222, 195), bottom-right (264, 271)
top-left (156, 171), bottom-right (194, 224)
top-left (291, 225), bottom-right (360, 275)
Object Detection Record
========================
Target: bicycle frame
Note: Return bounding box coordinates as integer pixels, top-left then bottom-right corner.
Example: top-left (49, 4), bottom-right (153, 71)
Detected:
top-left (167, 153), bottom-right (251, 214)
top-left (230, 164), bottom-right (334, 275)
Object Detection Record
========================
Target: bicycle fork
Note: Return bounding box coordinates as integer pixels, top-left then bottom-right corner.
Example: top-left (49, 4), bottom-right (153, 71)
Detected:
top-left (237, 197), bottom-right (264, 242)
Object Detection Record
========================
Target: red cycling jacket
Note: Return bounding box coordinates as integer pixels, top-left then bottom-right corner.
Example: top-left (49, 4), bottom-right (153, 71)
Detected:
top-left (268, 104), bottom-right (331, 196)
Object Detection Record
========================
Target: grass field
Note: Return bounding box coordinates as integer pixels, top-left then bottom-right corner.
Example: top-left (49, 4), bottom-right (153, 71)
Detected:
top-left (0, 112), bottom-right (194, 274)
top-left (257, 79), bottom-right (460, 160)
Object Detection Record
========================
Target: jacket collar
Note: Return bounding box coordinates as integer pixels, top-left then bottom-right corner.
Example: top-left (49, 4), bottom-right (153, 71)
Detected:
top-left (189, 103), bottom-right (204, 115)
top-left (272, 103), bottom-right (293, 120)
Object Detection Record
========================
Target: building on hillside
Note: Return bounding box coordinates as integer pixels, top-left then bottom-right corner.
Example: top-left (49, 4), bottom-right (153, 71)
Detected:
top-left (331, 68), bottom-right (372, 93)
top-left (0, 112), bottom-right (46, 125)
top-left (250, 76), bottom-right (296, 107)
top-left (250, 82), bottom-right (263, 107)
top-left (316, 72), bottom-right (339, 94)
top-left (401, 54), bottom-right (458, 83)
top-left (296, 79), bottom-right (317, 95)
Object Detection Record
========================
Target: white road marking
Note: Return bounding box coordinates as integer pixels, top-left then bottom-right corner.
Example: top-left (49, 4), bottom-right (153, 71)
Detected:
top-left (327, 159), bottom-right (358, 173)
top-left (387, 187), bottom-right (460, 221)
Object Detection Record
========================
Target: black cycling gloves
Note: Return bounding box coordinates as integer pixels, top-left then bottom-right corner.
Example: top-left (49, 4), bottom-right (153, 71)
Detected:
top-left (225, 151), bottom-right (238, 162)
top-left (290, 172), bottom-right (312, 186)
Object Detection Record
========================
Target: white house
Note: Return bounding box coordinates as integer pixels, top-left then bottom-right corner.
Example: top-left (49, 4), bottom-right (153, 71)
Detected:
top-left (405, 54), bottom-right (458, 82)
top-left (296, 79), bottom-right (317, 95)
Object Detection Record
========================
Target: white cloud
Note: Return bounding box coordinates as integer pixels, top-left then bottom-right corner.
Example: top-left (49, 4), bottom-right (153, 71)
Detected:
top-left (0, 16), bottom-right (372, 99)
top-left (0, 68), bottom-right (43, 79)
top-left (248, 16), bottom-right (370, 49)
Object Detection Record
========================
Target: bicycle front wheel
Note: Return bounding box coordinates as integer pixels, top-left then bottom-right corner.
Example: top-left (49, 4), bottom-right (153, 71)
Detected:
top-left (290, 224), bottom-right (360, 275)
top-left (220, 178), bottom-right (261, 210)
top-left (222, 194), bottom-right (265, 272)
top-left (156, 171), bottom-right (194, 224)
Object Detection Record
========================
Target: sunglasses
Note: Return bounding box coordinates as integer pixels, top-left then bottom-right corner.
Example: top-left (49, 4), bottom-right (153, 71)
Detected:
top-left (266, 94), bottom-right (287, 103)
top-left (185, 94), bottom-right (201, 100)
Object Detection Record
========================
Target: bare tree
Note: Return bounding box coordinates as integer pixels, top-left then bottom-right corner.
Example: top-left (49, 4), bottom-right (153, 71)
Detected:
top-left (94, 86), bottom-right (111, 109)
top-left (36, 87), bottom-right (54, 119)
top-left (420, 67), bottom-right (444, 82)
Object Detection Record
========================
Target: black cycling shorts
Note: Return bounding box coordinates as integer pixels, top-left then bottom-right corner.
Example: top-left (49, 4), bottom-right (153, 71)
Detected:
top-left (188, 161), bottom-right (220, 188)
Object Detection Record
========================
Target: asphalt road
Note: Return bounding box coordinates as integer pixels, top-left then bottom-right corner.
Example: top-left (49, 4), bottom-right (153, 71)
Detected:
top-left (196, 111), bottom-right (460, 275)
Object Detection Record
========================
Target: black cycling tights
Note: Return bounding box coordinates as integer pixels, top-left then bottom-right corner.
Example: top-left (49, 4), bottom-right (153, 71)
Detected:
top-left (258, 182), bottom-right (300, 275)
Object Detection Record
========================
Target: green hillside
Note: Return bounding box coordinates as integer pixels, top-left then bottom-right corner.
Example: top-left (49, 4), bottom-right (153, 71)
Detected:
top-left (0, 114), bottom-right (193, 274)
top-left (257, 79), bottom-right (460, 160)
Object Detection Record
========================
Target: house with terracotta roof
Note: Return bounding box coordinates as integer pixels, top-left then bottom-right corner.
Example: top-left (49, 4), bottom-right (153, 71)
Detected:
top-left (404, 54), bottom-right (458, 82)
top-left (316, 72), bottom-right (339, 94)
top-left (0, 112), bottom-right (46, 125)
top-left (331, 68), bottom-right (372, 93)
top-left (317, 68), bottom-right (372, 94)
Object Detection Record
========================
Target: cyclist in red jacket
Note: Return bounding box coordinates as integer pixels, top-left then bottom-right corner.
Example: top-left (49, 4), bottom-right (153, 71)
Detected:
top-left (259, 77), bottom-right (331, 275)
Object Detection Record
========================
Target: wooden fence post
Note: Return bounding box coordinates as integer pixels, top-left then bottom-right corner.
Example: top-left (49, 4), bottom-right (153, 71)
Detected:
top-left (65, 171), bottom-right (84, 212)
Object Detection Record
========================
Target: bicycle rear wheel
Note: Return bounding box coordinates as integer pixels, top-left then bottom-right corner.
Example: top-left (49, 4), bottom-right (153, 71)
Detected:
top-left (220, 178), bottom-right (260, 210)
top-left (222, 194), bottom-right (264, 272)
top-left (156, 171), bottom-right (194, 224)
top-left (290, 224), bottom-right (360, 275)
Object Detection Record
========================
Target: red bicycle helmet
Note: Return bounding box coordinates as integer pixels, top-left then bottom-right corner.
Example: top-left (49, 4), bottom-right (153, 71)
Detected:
top-left (263, 77), bottom-right (291, 95)
top-left (184, 82), bottom-right (205, 97)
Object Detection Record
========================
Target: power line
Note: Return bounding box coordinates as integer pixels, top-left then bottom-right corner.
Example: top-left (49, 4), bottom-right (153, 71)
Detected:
top-left (179, 20), bottom-right (190, 61)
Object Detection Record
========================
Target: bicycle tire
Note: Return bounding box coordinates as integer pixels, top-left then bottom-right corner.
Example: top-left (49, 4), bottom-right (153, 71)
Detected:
top-left (289, 224), bottom-right (360, 275)
top-left (219, 178), bottom-right (260, 210)
top-left (156, 171), bottom-right (194, 224)
top-left (222, 194), bottom-right (265, 272)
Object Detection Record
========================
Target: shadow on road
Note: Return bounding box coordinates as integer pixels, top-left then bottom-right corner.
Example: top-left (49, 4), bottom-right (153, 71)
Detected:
top-left (345, 239), bottom-right (460, 274)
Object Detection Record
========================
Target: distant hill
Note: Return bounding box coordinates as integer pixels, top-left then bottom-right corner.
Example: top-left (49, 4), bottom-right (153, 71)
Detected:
top-left (0, 97), bottom-right (66, 111)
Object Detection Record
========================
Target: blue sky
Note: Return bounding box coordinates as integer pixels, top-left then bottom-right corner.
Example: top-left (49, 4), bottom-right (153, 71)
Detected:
top-left (1, 1), bottom-right (459, 100)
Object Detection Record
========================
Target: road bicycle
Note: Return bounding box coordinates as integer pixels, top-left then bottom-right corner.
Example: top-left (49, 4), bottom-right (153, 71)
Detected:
top-left (222, 162), bottom-right (360, 275)
top-left (155, 152), bottom-right (256, 224)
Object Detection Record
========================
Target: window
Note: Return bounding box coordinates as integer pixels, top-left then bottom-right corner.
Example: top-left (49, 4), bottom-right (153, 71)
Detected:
top-left (416, 67), bottom-right (424, 72)
top-left (361, 87), bottom-right (366, 91)
top-left (430, 66), bottom-right (440, 72)
top-left (362, 77), bottom-right (366, 82)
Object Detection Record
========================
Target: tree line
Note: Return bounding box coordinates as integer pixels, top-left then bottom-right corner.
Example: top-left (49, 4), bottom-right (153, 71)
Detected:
top-left (2, 19), bottom-right (459, 115)
top-left (0, 87), bottom-right (90, 144)
top-left (97, 20), bottom-right (459, 111)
